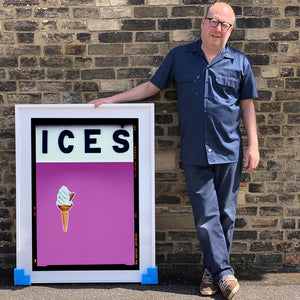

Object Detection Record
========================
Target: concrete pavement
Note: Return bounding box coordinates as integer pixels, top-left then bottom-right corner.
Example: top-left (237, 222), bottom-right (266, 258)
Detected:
top-left (1, 273), bottom-right (299, 300)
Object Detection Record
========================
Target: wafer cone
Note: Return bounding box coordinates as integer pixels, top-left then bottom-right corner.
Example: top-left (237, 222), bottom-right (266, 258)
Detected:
top-left (58, 192), bottom-right (75, 232)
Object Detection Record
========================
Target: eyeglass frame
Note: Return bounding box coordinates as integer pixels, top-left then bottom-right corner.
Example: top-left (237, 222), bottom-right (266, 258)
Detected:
top-left (205, 17), bottom-right (233, 32)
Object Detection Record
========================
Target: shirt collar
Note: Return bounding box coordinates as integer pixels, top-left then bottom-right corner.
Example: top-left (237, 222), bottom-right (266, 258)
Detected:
top-left (188, 39), bottom-right (235, 60)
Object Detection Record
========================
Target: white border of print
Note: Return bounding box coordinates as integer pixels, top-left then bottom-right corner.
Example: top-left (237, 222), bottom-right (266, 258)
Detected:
top-left (15, 104), bottom-right (155, 283)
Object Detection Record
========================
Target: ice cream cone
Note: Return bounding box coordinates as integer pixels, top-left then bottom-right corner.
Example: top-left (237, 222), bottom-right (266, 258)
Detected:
top-left (58, 205), bottom-right (72, 232)
top-left (57, 188), bottom-right (75, 232)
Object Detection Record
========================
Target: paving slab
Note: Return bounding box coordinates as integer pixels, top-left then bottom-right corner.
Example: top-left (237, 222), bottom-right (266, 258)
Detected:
top-left (0, 273), bottom-right (299, 300)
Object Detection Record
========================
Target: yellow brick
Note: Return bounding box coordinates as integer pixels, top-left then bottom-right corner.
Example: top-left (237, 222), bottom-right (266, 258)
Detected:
top-left (147, 0), bottom-right (180, 5)
top-left (155, 152), bottom-right (176, 171)
top-left (237, 190), bottom-right (246, 205)
top-left (100, 7), bottom-right (132, 19)
top-left (246, 29), bottom-right (269, 41)
top-left (261, 66), bottom-right (279, 78)
top-left (156, 214), bottom-right (195, 230)
top-left (110, 0), bottom-right (127, 5)
top-left (100, 80), bottom-right (132, 91)
top-left (173, 30), bottom-right (199, 42)
top-left (95, 0), bottom-right (110, 6)
top-left (87, 20), bottom-right (120, 31)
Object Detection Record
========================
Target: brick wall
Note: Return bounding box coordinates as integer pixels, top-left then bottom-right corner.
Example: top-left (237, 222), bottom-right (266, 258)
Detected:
top-left (0, 0), bottom-right (299, 283)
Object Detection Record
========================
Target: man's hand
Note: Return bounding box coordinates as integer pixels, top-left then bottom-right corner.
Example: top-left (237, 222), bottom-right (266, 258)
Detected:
top-left (88, 98), bottom-right (113, 108)
top-left (244, 146), bottom-right (260, 172)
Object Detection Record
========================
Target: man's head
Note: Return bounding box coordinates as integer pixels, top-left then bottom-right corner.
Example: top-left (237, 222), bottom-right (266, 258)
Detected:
top-left (201, 2), bottom-right (235, 54)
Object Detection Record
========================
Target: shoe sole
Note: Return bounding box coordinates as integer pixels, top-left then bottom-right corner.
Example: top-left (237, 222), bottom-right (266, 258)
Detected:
top-left (227, 281), bottom-right (240, 299)
top-left (200, 289), bottom-right (219, 296)
top-left (200, 269), bottom-right (218, 296)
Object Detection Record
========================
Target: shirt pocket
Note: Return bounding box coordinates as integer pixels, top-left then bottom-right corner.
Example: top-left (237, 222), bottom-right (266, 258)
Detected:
top-left (216, 76), bottom-right (239, 89)
top-left (177, 75), bottom-right (201, 98)
top-left (215, 76), bottom-right (240, 100)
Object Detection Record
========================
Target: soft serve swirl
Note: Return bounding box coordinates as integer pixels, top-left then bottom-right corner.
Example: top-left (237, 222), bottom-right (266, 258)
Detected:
top-left (56, 185), bottom-right (74, 206)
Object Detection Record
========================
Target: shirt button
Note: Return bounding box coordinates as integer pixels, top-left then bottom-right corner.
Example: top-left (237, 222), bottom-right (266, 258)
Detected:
top-left (208, 148), bottom-right (213, 153)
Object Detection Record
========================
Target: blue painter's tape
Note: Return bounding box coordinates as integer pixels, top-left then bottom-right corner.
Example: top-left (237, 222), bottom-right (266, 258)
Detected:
top-left (141, 266), bottom-right (158, 285)
top-left (14, 268), bottom-right (31, 286)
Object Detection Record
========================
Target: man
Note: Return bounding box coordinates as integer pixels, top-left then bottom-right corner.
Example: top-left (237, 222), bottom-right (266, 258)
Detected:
top-left (90, 2), bottom-right (259, 299)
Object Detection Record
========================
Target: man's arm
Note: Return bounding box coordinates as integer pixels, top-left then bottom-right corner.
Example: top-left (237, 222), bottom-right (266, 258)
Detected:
top-left (89, 81), bottom-right (160, 108)
top-left (240, 99), bottom-right (260, 172)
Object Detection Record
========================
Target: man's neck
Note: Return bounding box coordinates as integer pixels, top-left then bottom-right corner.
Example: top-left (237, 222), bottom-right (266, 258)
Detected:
top-left (201, 45), bottom-right (222, 64)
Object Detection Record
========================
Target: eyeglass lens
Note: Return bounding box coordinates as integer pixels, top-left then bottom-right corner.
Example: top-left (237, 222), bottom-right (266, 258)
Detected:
top-left (208, 18), bottom-right (231, 30)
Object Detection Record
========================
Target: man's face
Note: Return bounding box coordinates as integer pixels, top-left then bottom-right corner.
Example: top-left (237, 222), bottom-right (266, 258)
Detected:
top-left (201, 5), bottom-right (234, 53)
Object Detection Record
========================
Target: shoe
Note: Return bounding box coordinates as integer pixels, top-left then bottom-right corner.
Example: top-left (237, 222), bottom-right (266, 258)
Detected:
top-left (218, 275), bottom-right (240, 299)
top-left (200, 268), bottom-right (219, 296)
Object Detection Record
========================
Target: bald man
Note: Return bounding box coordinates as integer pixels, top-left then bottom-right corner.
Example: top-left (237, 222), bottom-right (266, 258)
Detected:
top-left (90, 2), bottom-right (259, 299)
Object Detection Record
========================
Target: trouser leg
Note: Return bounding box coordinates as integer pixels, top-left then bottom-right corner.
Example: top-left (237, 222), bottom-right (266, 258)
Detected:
top-left (183, 162), bottom-right (242, 284)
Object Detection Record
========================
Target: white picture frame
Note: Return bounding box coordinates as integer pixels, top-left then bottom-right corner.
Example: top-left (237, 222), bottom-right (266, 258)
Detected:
top-left (14, 104), bottom-right (156, 285)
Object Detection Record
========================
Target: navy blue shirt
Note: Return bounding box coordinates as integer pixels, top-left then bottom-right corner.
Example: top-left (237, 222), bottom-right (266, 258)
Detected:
top-left (150, 39), bottom-right (258, 165)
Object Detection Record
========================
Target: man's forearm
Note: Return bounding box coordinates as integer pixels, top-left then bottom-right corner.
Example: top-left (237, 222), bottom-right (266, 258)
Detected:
top-left (89, 81), bottom-right (160, 107)
top-left (241, 99), bottom-right (258, 148)
top-left (241, 99), bottom-right (260, 172)
top-left (110, 81), bottom-right (160, 103)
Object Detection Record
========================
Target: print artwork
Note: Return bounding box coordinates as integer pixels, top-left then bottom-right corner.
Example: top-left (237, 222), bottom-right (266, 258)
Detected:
top-left (31, 119), bottom-right (139, 271)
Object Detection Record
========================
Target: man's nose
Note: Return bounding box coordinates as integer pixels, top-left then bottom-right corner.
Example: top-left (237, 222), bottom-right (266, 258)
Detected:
top-left (214, 23), bottom-right (222, 30)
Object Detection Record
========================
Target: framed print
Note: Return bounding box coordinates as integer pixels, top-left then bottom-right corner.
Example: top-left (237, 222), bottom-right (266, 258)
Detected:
top-left (14, 104), bottom-right (156, 284)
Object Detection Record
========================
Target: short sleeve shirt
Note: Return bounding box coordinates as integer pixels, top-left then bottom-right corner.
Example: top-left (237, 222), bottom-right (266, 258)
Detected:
top-left (150, 39), bottom-right (258, 165)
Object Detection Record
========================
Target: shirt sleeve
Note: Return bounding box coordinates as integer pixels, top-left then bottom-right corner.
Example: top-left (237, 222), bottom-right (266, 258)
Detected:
top-left (150, 48), bottom-right (176, 90)
top-left (239, 55), bottom-right (258, 100)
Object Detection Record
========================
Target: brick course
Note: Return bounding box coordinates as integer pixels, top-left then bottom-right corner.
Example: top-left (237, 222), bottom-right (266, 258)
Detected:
top-left (0, 0), bottom-right (299, 284)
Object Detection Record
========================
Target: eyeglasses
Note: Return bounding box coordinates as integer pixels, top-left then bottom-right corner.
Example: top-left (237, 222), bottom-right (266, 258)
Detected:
top-left (205, 17), bottom-right (233, 32)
